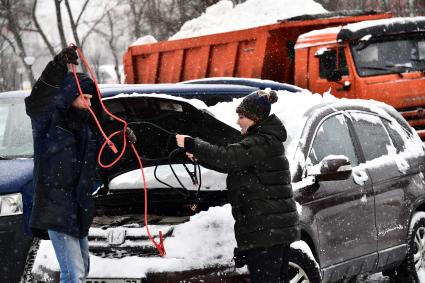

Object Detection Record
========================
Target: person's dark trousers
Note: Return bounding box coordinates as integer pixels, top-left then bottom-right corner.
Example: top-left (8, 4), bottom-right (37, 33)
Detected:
top-left (246, 244), bottom-right (290, 283)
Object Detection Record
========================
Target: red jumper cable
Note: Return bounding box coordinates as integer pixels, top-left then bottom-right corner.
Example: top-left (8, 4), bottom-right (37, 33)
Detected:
top-left (69, 44), bottom-right (166, 256)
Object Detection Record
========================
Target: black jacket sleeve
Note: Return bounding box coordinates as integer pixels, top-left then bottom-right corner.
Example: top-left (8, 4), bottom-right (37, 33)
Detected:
top-left (25, 61), bottom-right (68, 118)
top-left (191, 135), bottom-right (275, 171)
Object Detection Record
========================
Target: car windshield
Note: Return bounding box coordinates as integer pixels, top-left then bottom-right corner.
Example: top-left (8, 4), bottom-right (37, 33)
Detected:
top-left (351, 33), bottom-right (425, 77)
top-left (0, 98), bottom-right (33, 158)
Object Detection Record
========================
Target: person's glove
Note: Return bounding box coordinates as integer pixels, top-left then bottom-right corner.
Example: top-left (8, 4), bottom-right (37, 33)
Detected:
top-left (54, 46), bottom-right (79, 67)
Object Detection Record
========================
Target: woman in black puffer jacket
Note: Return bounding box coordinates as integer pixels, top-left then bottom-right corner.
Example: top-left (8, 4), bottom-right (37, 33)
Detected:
top-left (176, 90), bottom-right (299, 283)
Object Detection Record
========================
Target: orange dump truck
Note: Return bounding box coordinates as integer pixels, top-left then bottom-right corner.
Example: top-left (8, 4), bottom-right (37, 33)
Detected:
top-left (123, 11), bottom-right (425, 138)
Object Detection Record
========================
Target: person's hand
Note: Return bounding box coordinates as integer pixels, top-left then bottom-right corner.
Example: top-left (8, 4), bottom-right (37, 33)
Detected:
top-left (176, 134), bottom-right (189, 148)
top-left (72, 94), bottom-right (92, 110)
top-left (186, 152), bottom-right (197, 162)
top-left (54, 46), bottom-right (79, 67)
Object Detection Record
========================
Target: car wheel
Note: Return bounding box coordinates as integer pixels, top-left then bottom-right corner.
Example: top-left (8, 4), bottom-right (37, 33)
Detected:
top-left (387, 212), bottom-right (425, 283)
top-left (288, 241), bottom-right (322, 283)
top-left (19, 238), bottom-right (40, 283)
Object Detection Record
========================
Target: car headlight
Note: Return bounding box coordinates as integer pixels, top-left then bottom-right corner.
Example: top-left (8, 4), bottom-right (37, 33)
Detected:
top-left (0, 193), bottom-right (23, 216)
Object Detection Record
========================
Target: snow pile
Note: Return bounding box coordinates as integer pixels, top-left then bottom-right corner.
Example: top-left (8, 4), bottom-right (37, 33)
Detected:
top-left (33, 205), bottom-right (239, 278)
top-left (130, 35), bottom-right (158, 46)
top-left (170, 0), bottom-right (328, 40)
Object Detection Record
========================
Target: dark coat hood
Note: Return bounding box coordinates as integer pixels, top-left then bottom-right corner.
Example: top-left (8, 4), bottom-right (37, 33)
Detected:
top-left (57, 73), bottom-right (95, 110)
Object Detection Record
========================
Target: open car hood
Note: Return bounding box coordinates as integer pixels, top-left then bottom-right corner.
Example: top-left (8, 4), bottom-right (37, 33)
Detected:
top-left (97, 93), bottom-right (241, 185)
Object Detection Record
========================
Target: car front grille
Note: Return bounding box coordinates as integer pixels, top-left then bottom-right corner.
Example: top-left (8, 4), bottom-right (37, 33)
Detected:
top-left (89, 214), bottom-right (188, 258)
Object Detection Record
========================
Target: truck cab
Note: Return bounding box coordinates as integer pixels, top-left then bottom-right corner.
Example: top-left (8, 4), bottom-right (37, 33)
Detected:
top-left (295, 17), bottom-right (425, 138)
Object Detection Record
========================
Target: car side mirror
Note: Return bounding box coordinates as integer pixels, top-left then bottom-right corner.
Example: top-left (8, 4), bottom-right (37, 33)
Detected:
top-left (307, 155), bottom-right (352, 182)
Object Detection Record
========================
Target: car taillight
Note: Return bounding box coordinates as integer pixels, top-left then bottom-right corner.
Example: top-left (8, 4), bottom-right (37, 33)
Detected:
top-left (0, 193), bottom-right (23, 216)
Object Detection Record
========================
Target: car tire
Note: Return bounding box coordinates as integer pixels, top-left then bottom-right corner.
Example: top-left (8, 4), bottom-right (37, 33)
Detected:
top-left (386, 211), bottom-right (425, 283)
top-left (288, 241), bottom-right (322, 283)
top-left (19, 238), bottom-right (40, 283)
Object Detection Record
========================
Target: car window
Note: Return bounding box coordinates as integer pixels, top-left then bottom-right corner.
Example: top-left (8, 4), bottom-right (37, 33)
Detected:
top-left (308, 114), bottom-right (358, 166)
top-left (350, 112), bottom-right (392, 161)
top-left (0, 99), bottom-right (33, 158)
top-left (381, 119), bottom-right (406, 153)
top-left (319, 49), bottom-right (349, 79)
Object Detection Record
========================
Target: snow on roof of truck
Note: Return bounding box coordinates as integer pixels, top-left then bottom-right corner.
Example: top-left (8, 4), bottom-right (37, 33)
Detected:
top-left (296, 16), bottom-right (425, 49)
top-left (295, 26), bottom-right (342, 49)
top-left (169, 0), bottom-right (328, 40)
top-left (338, 16), bottom-right (425, 41)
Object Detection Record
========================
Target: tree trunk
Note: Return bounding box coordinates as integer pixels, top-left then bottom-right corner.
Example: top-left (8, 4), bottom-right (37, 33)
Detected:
top-left (54, 0), bottom-right (67, 48)
top-left (32, 0), bottom-right (55, 57)
top-left (64, 0), bottom-right (82, 47)
top-left (5, 12), bottom-right (35, 85)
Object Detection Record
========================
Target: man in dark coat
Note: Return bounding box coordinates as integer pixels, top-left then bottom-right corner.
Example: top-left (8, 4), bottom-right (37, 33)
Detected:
top-left (25, 46), bottom-right (100, 283)
top-left (176, 90), bottom-right (299, 283)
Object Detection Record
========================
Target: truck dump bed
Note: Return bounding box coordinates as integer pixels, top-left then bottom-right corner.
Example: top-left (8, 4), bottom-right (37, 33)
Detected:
top-left (123, 12), bottom-right (391, 84)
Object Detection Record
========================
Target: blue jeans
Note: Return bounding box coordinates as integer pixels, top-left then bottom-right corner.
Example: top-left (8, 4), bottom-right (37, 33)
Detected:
top-left (48, 230), bottom-right (90, 283)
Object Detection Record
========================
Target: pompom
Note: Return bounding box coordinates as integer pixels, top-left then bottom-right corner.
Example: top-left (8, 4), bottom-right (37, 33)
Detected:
top-left (257, 89), bottom-right (278, 104)
top-left (268, 90), bottom-right (278, 104)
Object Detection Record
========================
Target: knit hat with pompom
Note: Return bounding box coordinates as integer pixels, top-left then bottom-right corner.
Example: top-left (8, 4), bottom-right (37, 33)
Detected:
top-left (236, 89), bottom-right (278, 122)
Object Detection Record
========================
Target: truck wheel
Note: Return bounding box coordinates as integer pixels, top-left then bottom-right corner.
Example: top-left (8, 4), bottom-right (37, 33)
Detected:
top-left (288, 241), bottom-right (321, 283)
top-left (387, 212), bottom-right (425, 283)
top-left (19, 238), bottom-right (40, 283)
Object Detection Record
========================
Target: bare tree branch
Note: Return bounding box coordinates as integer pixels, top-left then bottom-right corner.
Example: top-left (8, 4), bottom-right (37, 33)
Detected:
top-left (0, 0), bottom-right (35, 85)
top-left (80, 5), bottom-right (114, 47)
top-left (30, 0), bottom-right (55, 57)
top-left (54, 0), bottom-right (67, 48)
top-left (76, 0), bottom-right (90, 25)
top-left (64, 0), bottom-right (81, 47)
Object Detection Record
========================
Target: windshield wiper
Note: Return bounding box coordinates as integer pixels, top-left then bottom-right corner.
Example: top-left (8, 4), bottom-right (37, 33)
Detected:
top-left (358, 66), bottom-right (403, 75)
top-left (360, 64), bottom-right (425, 75)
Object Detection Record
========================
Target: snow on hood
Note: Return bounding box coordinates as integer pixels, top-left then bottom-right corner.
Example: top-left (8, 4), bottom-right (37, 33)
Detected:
top-left (170, 0), bottom-right (328, 40)
top-left (33, 205), bottom-right (239, 278)
top-left (33, 204), bottom-right (319, 278)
